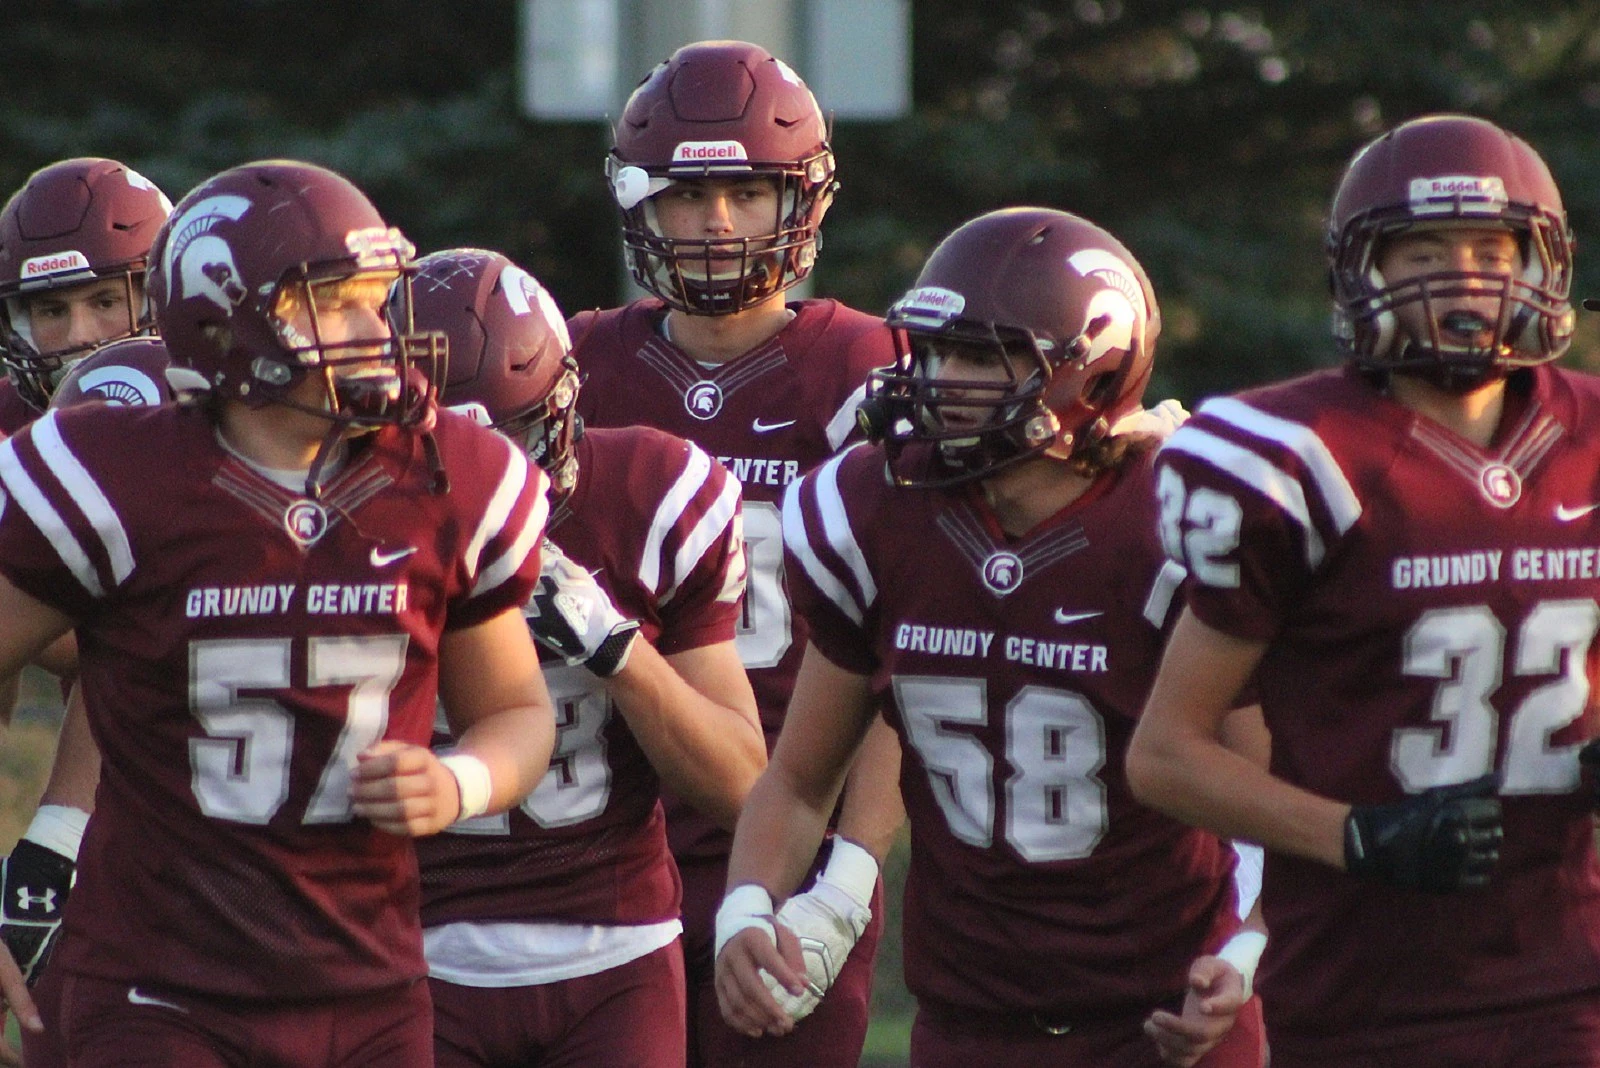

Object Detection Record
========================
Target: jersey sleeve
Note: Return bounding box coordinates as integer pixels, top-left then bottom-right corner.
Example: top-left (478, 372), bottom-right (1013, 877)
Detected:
top-left (1155, 396), bottom-right (1362, 641)
top-left (448, 434), bottom-right (550, 631)
top-left (781, 447), bottom-right (880, 675)
top-left (648, 444), bottom-right (745, 655)
top-left (0, 409), bottom-right (132, 620)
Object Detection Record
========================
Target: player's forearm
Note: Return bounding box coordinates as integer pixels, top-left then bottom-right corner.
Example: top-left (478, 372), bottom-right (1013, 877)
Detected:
top-left (452, 701), bottom-right (557, 816)
top-left (606, 640), bottom-right (766, 830)
top-left (727, 756), bottom-right (844, 900)
top-left (1127, 713), bottom-right (1348, 869)
top-left (39, 684), bottom-right (99, 813)
top-left (834, 714), bottom-right (905, 863)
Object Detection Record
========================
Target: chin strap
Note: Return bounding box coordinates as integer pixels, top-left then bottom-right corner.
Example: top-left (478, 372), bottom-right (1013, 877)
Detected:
top-left (303, 421), bottom-right (346, 501)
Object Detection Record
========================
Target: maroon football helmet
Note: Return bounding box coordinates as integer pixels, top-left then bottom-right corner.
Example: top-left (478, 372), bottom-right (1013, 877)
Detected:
top-left (862, 207), bottom-right (1160, 488)
top-left (47, 337), bottom-right (177, 411)
top-left (1326, 114), bottom-right (1574, 389)
top-left (147, 160), bottom-right (442, 429)
top-left (0, 158), bottom-right (172, 411)
top-left (402, 248), bottom-right (580, 496)
top-left (607, 40), bottom-right (837, 315)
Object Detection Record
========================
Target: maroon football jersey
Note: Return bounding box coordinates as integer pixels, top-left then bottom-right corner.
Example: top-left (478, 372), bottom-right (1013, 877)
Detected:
top-left (1158, 364), bottom-right (1600, 1052)
top-left (0, 377), bottom-right (37, 437)
top-left (571, 297), bottom-right (892, 856)
top-left (0, 403), bottom-right (548, 1001)
top-left (784, 443), bottom-right (1238, 1017)
top-left (418, 425), bottom-right (744, 926)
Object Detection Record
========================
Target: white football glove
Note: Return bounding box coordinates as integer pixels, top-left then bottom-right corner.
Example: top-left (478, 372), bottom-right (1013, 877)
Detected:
top-left (525, 541), bottom-right (640, 677)
top-left (761, 838), bottom-right (877, 1021)
top-left (1108, 397), bottom-right (1189, 446)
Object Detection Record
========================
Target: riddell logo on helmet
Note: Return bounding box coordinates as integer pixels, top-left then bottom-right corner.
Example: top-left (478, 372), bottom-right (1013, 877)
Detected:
top-left (1409, 176), bottom-right (1508, 213)
top-left (892, 286), bottom-right (966, 328)
top-left (21, 251), bottom-right (91, 278)
top-left (672, 141), bottom-right (749, 163)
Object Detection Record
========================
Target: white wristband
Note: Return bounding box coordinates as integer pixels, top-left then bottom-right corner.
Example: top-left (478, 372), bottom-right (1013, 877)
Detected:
top-left (438, 753), bottom-right (494, 821)
top-left (1215, 930), bottom-right (1267, 1000)
top-left (819, 837), bottom-right (878, 908)
top-left (714, 883), bottom-right (777, 961)
top-left (24, 805), bottom-right (89, 863)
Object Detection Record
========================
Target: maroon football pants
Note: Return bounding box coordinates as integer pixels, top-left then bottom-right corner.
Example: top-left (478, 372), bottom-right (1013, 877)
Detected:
top-left (34, 969), bottom-right (431, 1067)
top-left (430, 940), bottom-right (686, 1068)
top-left (678, 850), bottom-right (884, 1068)
top-left (910, 994), bottom-right (1266, 1068)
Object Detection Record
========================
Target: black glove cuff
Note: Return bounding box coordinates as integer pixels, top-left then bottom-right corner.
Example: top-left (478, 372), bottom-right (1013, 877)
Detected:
top-left (587, 623), bottom-right (640, 678)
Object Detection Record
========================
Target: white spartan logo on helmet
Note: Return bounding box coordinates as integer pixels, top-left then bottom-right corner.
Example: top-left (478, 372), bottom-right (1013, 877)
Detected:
top-left (1066, 248), bottom-right (1146, 365)
top-left (163, 195), bottom-right (252, 314)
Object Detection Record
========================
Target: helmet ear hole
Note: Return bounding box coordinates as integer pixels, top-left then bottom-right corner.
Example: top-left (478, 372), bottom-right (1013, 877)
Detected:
top-left (1083, 370), bottom-right (1118, 408)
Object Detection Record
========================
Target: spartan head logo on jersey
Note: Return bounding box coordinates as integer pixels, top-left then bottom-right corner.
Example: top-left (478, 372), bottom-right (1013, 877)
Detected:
top-left (685, 380), bottom-right (724, 420)
top-left (162, 194), bottom-right (251, 314)
top-left (1479, 463), bottom-right (1521, 508)
top-left (284, 500), bottom-right (329, 546)
top-left (981, 551), bottom-right (1025, 595)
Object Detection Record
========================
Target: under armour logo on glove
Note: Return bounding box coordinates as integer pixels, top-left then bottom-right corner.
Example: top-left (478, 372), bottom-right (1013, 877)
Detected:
top-left (1, 839), bottom-right (76, 985)
top-left (525, 542), bottom-right (641, 678)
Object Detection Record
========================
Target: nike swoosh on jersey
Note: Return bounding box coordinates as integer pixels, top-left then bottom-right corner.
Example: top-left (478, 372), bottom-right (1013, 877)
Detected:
top-left (128, 987), bottom-right (188, 1013)
top-left (1555, 503), bottom-right (1600, 522)
top-left (370, 545), bottom-right (419, 567)
top-left (1053, 609), bottom-right (1104, 625)
top-left (752, 418), bottom-right (797, 433)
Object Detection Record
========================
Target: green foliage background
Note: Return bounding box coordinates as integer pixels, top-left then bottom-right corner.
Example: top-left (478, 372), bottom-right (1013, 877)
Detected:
top-left (9, 2), bottom-right (1600, 1062)
top-left (8, 1), bottom-right (1600, 404)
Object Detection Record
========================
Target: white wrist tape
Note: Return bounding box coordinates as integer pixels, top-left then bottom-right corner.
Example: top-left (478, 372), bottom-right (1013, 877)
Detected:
top-left (24, 805), bottom-right (89, 863)
top-left (1215, 930), bottom-right (1267, 1000)
top-left (438, 753), bottom-right (494, 821)
top-left (714, 883), bottom-right (776, 961)
top-left (820, 837), bottom-right (878, 907)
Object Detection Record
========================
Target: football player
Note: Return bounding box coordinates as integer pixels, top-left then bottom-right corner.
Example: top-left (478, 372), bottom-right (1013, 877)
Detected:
top-left (0, 161), bottom-right (557, 1067)
top-left (571, 40), bottom-right (903, 1067)
top-left (1127, 114), bottom-right (1600, 1065)
top-left (13, 338), bottom-right (178, 1068)
top-left (0, 160), bottom-right (172, 1021)
top-left (402, 247), bottom-right (765, 1067)
top-left (715, 208), bottom-right (1268, 1067)
top-left (0, 163), bottom-right (171, 1012)
top-left (0, 157), bottom-right (171, 430)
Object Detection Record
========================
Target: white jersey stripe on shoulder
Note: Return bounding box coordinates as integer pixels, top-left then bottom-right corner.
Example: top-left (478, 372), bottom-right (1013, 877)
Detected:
top-left (466, 436), bottom-right (531, 588)
top-left (815, 447), bottom-right (876, 610)
top-left (0, 433), bottom-right (105, 598)
top-left (1163, 427), bottom-right (1327, 568)
top-left (825, 382), bottom-right (871, 452)
top-left (474, 455), bottom-right (548, 599)
top-left (641, 445), bottom-right (712, 596)
top-left (32, 412), bottom-right (134, 586)
top-left (1199, 397), bottom-right (1361, 534)
top-left (781, 479), bottom-right (863, 626)
top-left (780, 455), bottom-right (864, 626)
top-left (1142, 559), bottom-right (1188, 629)
top-left (660, 472), bottom-right (740, 606)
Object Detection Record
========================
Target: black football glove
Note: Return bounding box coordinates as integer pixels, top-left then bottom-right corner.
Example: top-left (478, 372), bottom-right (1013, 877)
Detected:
top-left (526, 542), bottom-right (640, 678)
top-left (1344, 775), bottom-right (1502, 893)
top-left (1580, 739), bottom-right (1600, 812)
top-left (0, 838), bottom-right (75, 985)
